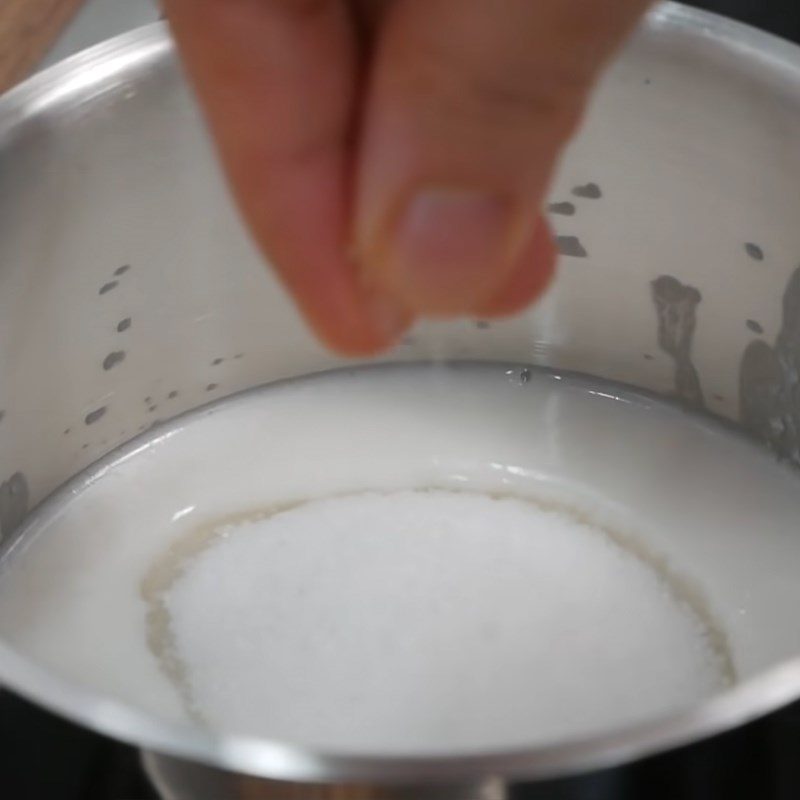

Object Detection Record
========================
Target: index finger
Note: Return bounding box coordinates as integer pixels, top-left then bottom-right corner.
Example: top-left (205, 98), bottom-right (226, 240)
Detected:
top-left (164, 0), bottom-right (409, 354)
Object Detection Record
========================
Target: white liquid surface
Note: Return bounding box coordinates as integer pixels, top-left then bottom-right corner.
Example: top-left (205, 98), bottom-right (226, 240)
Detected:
top-left (2, 364), bottom-right (800, 754)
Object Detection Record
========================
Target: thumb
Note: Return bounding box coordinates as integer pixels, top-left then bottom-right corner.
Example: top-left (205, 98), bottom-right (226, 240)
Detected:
top-left (355, 0), bottom-right (649, 316)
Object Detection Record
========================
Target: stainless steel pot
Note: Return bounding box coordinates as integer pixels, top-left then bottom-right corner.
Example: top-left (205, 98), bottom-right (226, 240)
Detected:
top-left (1, 3), bottom-right (800, 798)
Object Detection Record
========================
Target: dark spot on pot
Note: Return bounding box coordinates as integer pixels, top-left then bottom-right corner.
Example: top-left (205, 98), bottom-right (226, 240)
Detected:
top-left (556, 236), bottom-right (588, 258)
top-left (168, 390), bottom-right (179, 400)
top-left (643, 354), bottom-right (654, 361)
top-left (234, 353), bottom-right (244, 360)
top-left (103, 351), bottom-right (126, 371)
top-left (744, 243), bottom-right (764, 262)
top-left (114, 265), bottom-right (131, 277)
top-left (206, 383), bottom-right (219, 392)
top-left (212, 357), bottom-right (224, 366)
top-left (99, 281), bottom-right (118, 295)
top-left (475, 321), bottom-right (490, 330)
top-left (117, 317), bottom-right (132, 333)
top-left (148, 405), bottom-right (158, 413)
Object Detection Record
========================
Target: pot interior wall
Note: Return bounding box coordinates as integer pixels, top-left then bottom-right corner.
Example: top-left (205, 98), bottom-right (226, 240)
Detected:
top-left (0, 2), bottom-right (800, 781)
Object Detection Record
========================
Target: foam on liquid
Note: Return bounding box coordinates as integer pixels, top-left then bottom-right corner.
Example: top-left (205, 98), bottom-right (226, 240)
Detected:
top-left (2, 363), bottom-right (800, 754)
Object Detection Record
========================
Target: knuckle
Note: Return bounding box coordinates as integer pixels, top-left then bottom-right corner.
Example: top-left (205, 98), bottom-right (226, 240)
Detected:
top-left (397, 39), bottom-right (587, 136)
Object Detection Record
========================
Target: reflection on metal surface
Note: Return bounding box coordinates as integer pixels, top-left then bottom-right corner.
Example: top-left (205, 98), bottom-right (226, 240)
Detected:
top-left (740, 267), bottom-right (800, 466)
top-left (0, 472), bottom-right (29, 540)
top-left (11, 30), bottom-right (171, 122)
top-left (144, 750), bottom-right (507, 800)
top-left (651, 276), bottom-right (704, 410)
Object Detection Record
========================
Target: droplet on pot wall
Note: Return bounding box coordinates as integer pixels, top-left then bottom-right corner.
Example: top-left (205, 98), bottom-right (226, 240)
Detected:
top-left (548, 201), bottom-right (576, 216)
top-left (572, 182), bottom-right (603, 199)
top-left (84, 407), bottom-right (107, 425)
top-left (746, 320), bottom-right (764, 334)
top-left (744, 242), bottom-right (764, 261)
top-left (103, 351), bottom-right (126, 371)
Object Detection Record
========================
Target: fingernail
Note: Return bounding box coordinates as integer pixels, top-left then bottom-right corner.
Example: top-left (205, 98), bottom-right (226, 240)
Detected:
top-left (362, 290), bottom-right (411, 343)
top-left (387, 189), bottom-right (516, 313)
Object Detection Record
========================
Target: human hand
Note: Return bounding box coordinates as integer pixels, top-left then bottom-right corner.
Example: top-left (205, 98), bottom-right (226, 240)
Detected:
top-left (164, 0), bottom-right (650, 354)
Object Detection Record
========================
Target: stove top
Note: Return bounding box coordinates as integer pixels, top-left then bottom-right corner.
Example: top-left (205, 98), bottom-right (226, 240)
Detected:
top-left (4, 689), bottom-right (800, 799)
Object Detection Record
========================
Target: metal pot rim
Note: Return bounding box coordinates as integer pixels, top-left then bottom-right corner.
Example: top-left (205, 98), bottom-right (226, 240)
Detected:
top-left (2, 1), bottom-right (800, 784)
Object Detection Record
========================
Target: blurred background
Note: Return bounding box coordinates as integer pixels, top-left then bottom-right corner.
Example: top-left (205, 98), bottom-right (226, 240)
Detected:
top-left (0, 1), bottom-right (799, 798)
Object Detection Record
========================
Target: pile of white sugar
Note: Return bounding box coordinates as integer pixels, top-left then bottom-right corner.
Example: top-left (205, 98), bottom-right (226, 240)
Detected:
top-left (166, 490), bottom-right (724, 752)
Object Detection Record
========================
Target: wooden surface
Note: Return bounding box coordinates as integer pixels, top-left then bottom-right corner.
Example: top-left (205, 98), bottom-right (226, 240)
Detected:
top-left (0, 0), bottom-right (86, 94)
